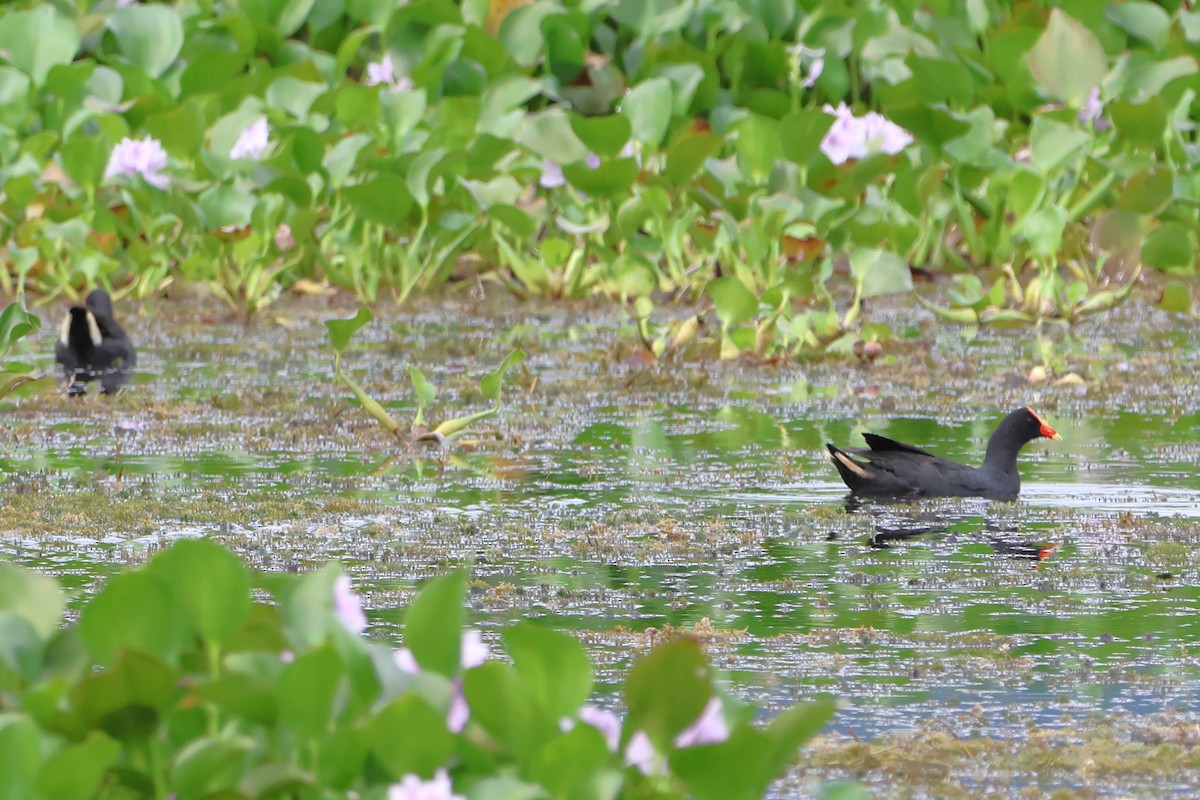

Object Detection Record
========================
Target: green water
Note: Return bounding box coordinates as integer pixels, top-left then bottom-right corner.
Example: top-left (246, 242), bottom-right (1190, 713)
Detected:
top-left (5, 295), bottom-right (1200, 796)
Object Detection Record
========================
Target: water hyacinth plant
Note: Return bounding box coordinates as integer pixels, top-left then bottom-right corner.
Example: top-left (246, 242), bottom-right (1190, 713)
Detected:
top-left (0, 0), bottom-right (1187, 347)
top-left (0, 539), bottom-right (840, 798)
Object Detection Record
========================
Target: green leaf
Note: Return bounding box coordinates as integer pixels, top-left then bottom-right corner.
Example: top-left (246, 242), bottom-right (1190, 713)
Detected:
top-left (1158, 280), bottom-right (1192, 313)
top-left (735, 114), bottom-right (781, 185)
top-left (1105, 1), bottom-right (1170, 49)
top-left (170, 735), bottom-right (254, 798)
top-left (625, 638), bottom-right (711, 744)
top-left (480, 348), bottom-right (526, 404)
top-left (463, 662), bottom-right (553, 759)
top-left (622, 77), bottom-right (673, 148)
top-left (0, 6), bottom-right (80, 85)
top-left (666, 130), bottom-right (722, 186)
top-left (277, 645), bottom-right (343, 739)
top-left (561, 157), bottom-right (639, 197)
top-left (780, 109), bottom-right (836, 166)
top-left (325, 306), bottom-right (373, 354)
top-left (1108, 98), bottom-right (1167, 147)
top-left (342, 173), bottom-right (413, 226)
top-left (149, 539), bottom-right (251, 648)
top-left (71, 649), bottom-right (178, 740)
top-left (706, 277), bottom-right (758, 329)
top-left (1027, 9), bottom-right (1106, 106)
top-left (1018, 206), bottom-right (1068, 259)
top-left (850, 250), bottom-right (913, 297)
top-left (79, 571), bottom-right (188, 664)
top-left (369, 695), bottom-right (455, 778)
top-left (0, 714), bottom-right (40, 798)
top-left (407, 367), bottom-right (437, 419)
top-left (107, 5), bottom-right (185, 79)
top-left (38, 732), bottom-right (121, 800)
top-left (1028, 116), bottom-right (1090, 175)
top-left (569, 113), bottom-right (631, 159)
top-left (0, 67), bottom-right (30, 129)
top-left (503, 623), bottom-right (593, 719)
top-left (198, 184), bottom-right (257, 230)
top-left (0, 302), bottom-right (41, 365)
top-left (1117, 168), bottom-right (1172, 215)
top-left (1143, 224), bottom-right (1195, 273)
top-left (403, 571), bottom-right (466, 676)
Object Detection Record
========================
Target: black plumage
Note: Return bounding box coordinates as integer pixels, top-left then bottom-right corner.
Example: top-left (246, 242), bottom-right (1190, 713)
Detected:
top-left (54, 289), bottom-right (136, 396)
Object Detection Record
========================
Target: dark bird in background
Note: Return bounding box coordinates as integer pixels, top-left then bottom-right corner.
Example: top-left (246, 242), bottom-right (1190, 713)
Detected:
top-left (54, 289), bottom-right (136, 396)
top-left (826, 406), bottom-right (1061, 501)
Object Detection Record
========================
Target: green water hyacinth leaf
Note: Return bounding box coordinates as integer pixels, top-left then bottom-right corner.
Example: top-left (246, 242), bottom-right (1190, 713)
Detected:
top-left (1158, 280), bottom-right (1192, 314)
top-left (561, 157), bottom-right (639, 197)
top-left (403, 571), bottom-right (466, 677)
top-left (1028, 117), bottom-right (1090, 175)
top-left (1027, 9), bottom-right (1106, 106)
top-left (199, 184), bottom-right (257, 230)
top-left (735, 113), bottom-right (782, 185)
top-left (0, 301), bottom-right (40, 361)
top-left (369, 695), bottom-right (455, 778)
top-left (569, 113), bottom-right (632, 158)
top-left (707, 277), bottom-right (758, 329)
top-left (107, 5), bottom-right (184, 79)
top-left (0, 562), bottom-right (60, 640)
top-left (277, 646), bottom-right (343, 739)
top-left (666, 131), bottom-right (722, 185)
top-left (169, 735), bottom-right (254, 798)
top-left (503, 623), bottom-right (593, 719)
top-left (79, 571), bottom-right (189, 665)
top-left (407, 366), bottom-right (436, 426)
top-left (1143, 223), bottom-right (1194, 273)
top-left (622, 76), bottom-right (673, 147)
top-left (626, 638), bottom-right (711, 743)
top-left (0, 714), bottom-right (39, 797)
top-left (481, 348), bottom-right (526, 403)
top-left (325, 306), bottom-right (373, 354)
top-left (150, 539), bottom-right (251, 648)
top-left (780, 109), bottom-right (836, 166)
top-left (1105, 1), bottom-right (1170, 49)
top-left (851, 250), bottom-right (913, 297)
top-left (38, 731), bottom-right (121, 800)
top-left (0, 6), bottom-right (79, 85)
top-left (343, 174), bottom-right (413, 226)
top-left (0, 67), bottom-right (30, 128)
top-left (72, 648), bottom-right (177, 740)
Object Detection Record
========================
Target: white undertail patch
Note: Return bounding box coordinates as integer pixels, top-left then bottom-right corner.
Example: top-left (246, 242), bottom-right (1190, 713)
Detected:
top-left (86, 311), bottom-right (102, 347)
top-left (833, 451), bottom-right (872, 479)
top-left (58, 314), bottom-right (70, 346)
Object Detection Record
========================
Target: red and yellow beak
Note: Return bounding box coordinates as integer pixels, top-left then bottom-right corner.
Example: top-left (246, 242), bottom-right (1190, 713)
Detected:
top-left (1027, 407), bottom-right (1062, 441)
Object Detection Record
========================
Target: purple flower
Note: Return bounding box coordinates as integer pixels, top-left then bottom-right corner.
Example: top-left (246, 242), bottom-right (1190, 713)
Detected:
top-left (624, 730), bottom-right (665, 776)
top-left (115, 0), bottom-right (137, 7)
top-left (539, 159), bottom-right (566, 189)
top-left (394, 647), bottom-right (419, 674)
top-left (1078, 87), bottom-right (1103, 128)
top-left (365, 55), bottom-right (414, 91)
top-left (560, 705), bottom-right (622, 751)
top-left (447, 681), bottom-right (469, 733)
top-left (104, 137), bottom-right (169, 189)
top-left (274, 223), bottom-right (295, 251)
top-left (460, 629), bottom-right (490, 669)
top-left (230, 117), bottom-right (270, 160)
top-left (332, 574), bottom-right (367, 634)
top-left (819, 103), bottom-right (912, 165)
top-left (673, 697), bottom-right (729, 748)
top-left (387, 768), bottom-right (464, 800)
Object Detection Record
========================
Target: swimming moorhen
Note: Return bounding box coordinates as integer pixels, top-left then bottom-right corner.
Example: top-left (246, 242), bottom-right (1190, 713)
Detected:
top-left (54, 289), bottom-right (137, 396)
top-left (825, 406), bottom-right (1061, 501)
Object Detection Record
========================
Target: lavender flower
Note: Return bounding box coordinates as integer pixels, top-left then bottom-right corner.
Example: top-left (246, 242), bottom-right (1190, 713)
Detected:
top-left (365, 55), bottom-right (414, 91)
top-left (539, 159), bottom-right (566, 189)
top-left (819, 103), bottom-right (913, 165)
top-left (394, 647), bottom-right (419, 674)
top-left (446, 682), bottom-right (470, 733)
top-left (1078, 87), bottom-right (1103, 128)
top-left (673, 697), bottom-right (729, 748)
top-left (332, 574), bottom-right (367, 634)
top-left (560, 705), bottom-right (622, 751)
top-left (803, 55), bottom-right (824, 88)
top-left (387, 769), bottom-right (464, 800)
top-left (624, 730), bottom-right (666, 776)
top-left (230, 117), bottom-right (270, 160)
top-left (104, 137), bottom-right (169, 189)
top-left (460, 629), bottom-right (490, 669)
